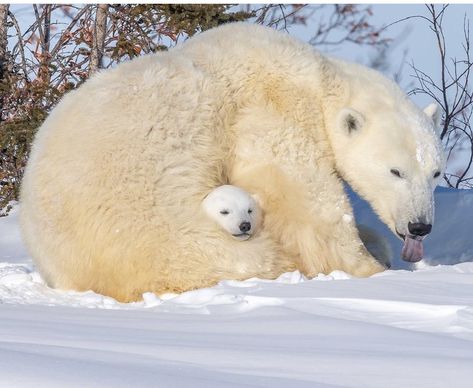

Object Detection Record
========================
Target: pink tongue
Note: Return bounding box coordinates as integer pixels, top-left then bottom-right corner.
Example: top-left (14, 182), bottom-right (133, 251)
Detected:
top-left (401, 236), bottom-right (424, 262)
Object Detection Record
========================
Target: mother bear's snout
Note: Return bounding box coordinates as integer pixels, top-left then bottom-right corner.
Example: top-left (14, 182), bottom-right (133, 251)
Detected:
top-left (408, 222), bottom-right (432, 237)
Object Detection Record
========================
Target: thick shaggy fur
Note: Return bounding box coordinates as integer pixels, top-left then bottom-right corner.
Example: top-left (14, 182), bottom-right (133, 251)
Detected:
top-left (20, 23), bottom-right (444, 302)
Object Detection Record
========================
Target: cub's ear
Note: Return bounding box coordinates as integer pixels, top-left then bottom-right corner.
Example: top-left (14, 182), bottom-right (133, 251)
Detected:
top-left (251, 193), bottom-right (264, 209)
top-left (423, 102), bottom-right (442, 136)
top-left (338, 108), bottom-right (365, 135)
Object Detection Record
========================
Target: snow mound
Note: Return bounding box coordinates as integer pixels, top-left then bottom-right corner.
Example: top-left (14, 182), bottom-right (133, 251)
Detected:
top-left (2, 258), bottom-right (473, 341)
top-left (0, 262), bottom-right (345, 314)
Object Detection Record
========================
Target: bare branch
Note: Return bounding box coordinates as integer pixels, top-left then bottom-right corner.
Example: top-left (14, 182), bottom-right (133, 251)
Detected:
top-left (407, 4), bottom-right (473, 188)
top-left (50, 5), bottom-right (90, 58)
top-left (7, 12), bottom-right (28, 82)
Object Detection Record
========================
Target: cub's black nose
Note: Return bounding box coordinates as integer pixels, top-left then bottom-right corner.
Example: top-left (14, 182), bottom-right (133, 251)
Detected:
top-left (408, 222), bottom-right (432, 237)
top-left (239, 222), bottom-right (251, 233)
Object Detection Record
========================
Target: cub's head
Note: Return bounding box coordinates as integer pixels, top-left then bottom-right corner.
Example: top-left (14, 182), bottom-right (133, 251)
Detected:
top-left (330, 94), bottom-right (445, 262)
top-left (202, 185), bottom-right (262, 241)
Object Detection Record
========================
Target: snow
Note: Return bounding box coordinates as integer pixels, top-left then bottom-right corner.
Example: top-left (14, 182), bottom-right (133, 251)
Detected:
top-left (1, 188), bottom-right (473, 387)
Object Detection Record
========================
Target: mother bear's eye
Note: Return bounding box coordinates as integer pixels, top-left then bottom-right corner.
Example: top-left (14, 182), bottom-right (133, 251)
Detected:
top-left (434, 171), bottom-right (441, 178)
top-left (248, 209), bottom-right (253, 214)
top-left (220, 210), bottom-right (229, 215)
top-left (390, 168), bottom-right (402, 178)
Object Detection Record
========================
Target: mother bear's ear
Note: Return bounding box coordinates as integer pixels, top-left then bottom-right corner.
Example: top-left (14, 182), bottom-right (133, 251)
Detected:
top-left (337, 108), bottom-right (365, 135)
top-left (423, 102), bottom-right (442, 136)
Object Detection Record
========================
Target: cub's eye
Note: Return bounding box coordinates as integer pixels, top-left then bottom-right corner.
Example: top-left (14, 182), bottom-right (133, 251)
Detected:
top-left (248, 209), bottom-right (253, 214)
top-left (220, 210), bottom-right (229, 215)
top-left (390, 169), bottom-right (402, 178)
top-left (434, 171), bottom-right (441, 178)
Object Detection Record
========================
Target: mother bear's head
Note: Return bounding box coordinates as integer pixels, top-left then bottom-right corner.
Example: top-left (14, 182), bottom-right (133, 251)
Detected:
top-left (325, 63), bottom-right (445, 262)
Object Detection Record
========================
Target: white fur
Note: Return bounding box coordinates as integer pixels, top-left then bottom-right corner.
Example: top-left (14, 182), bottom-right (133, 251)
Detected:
top-left (19, 23), bottom-right (445, 301)
top-left (202, 185), bottom-right (261, 240)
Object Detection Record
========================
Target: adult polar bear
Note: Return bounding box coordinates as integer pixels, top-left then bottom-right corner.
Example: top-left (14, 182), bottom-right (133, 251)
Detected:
top-left (20, 23), bottom-right (444, 302)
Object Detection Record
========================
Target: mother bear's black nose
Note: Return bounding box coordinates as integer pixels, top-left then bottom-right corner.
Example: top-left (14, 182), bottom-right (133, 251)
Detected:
top-left (408, 222), bottom-right (432, 237)
top-left (239, 222), bottom-right (251, 233)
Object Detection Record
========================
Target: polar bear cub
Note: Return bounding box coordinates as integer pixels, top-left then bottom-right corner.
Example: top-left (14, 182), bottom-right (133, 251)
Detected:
top-left (202, 185), bottom-right (262, 241)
